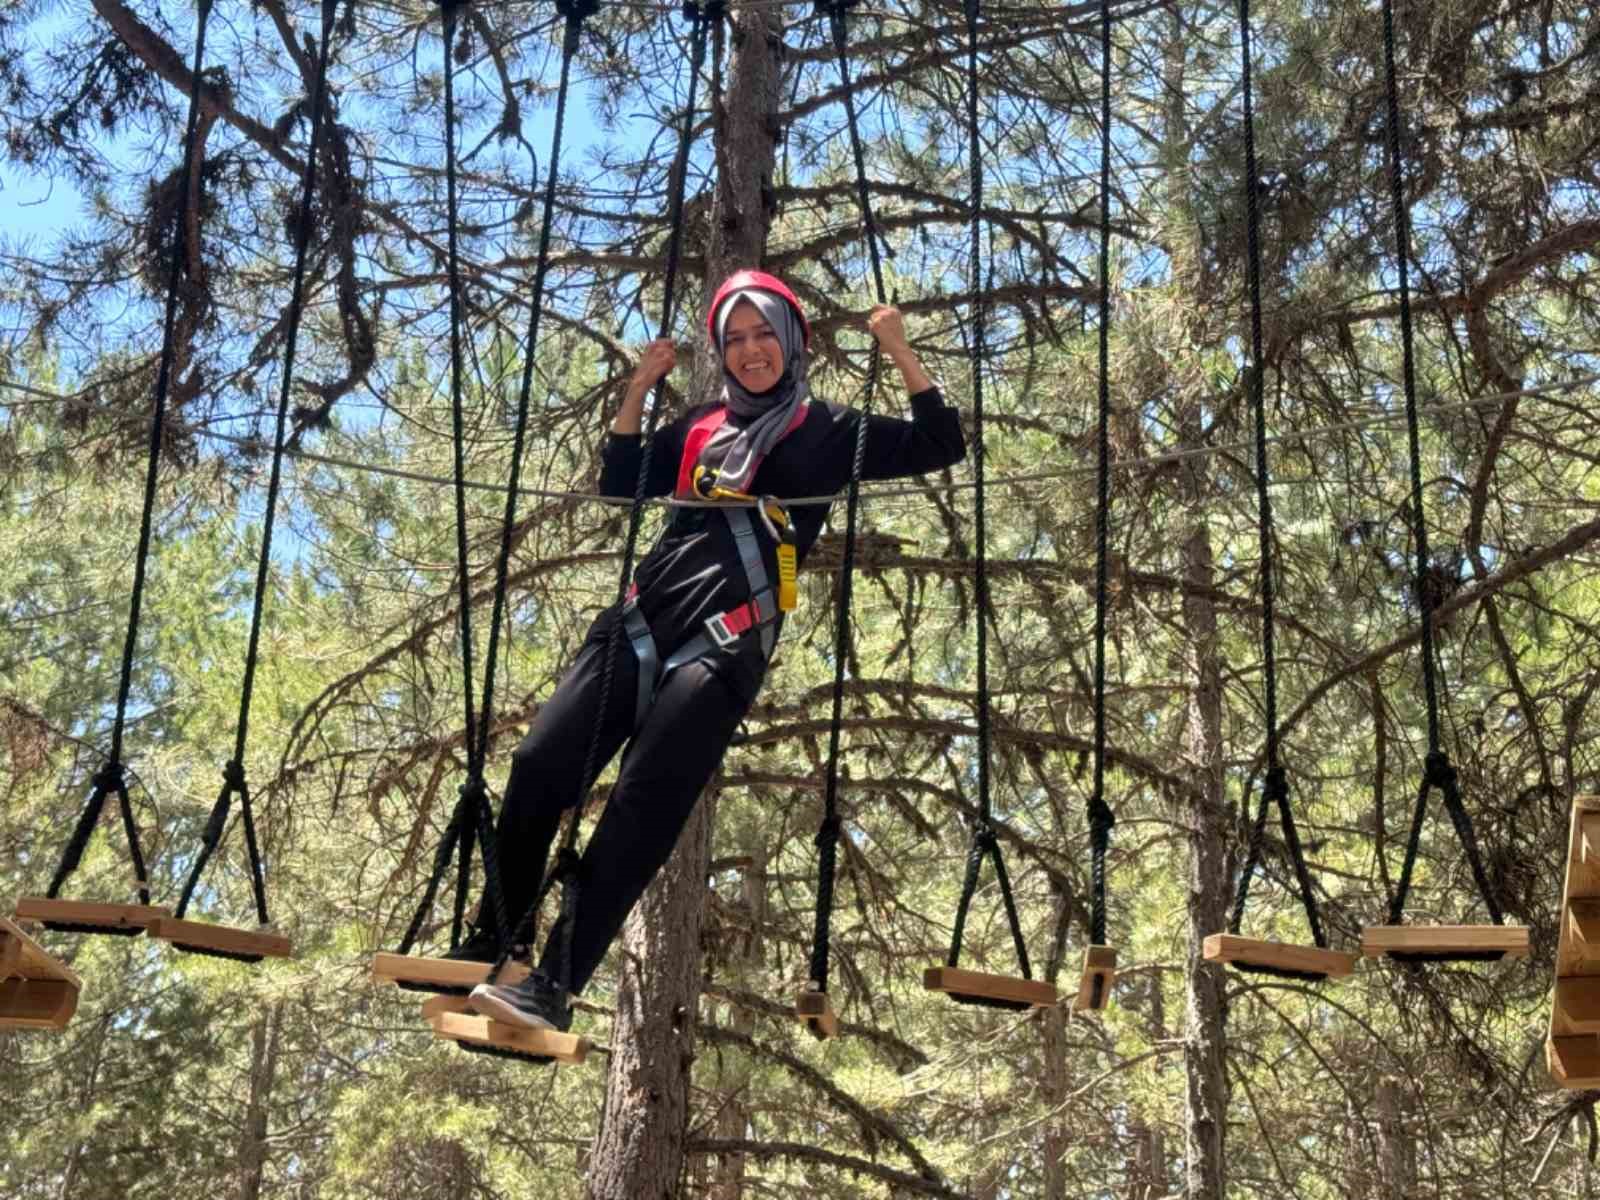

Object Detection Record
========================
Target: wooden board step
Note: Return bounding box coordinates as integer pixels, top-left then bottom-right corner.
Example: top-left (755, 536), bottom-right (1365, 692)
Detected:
top-left (1073, 945), bottom-right (1119, 1011)
top-left (14, 897), bottom-right (168, 937)
top-left (430, 1010), bottom-right (589, 1066)
top-left (1203, 933), bottom-right (1357, 981)
top-left (794, 989), bottom-right (838, 1040)
top-left (149, 917), bottom-right (292, 964)
top-left (923, 965), bottom-right (1057, 1012)
top-left (370, 952), bottom-right (528, 996)
top-left (1360, 924), bottom-right (1530, 961)
top-left (0, 916), bottom-right (82, 1031)
top-left (1549, 1035), bottom-right (1600, 1088)
top-left (1548, 796), bottom-right (1600, 1086)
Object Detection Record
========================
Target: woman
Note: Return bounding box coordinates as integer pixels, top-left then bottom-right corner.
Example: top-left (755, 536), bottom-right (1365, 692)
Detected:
top-left (463, 270), bottom-right (965, 1034)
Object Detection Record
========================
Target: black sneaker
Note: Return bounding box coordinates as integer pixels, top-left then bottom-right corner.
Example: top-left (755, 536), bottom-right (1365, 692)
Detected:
top-left (468, 969), bottom-right (572, 1032)
top-left (441, 922), bottom-right (505, 965)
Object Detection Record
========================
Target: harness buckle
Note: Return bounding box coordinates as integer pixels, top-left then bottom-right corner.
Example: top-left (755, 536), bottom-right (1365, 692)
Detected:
top-left (705, 611), bottom-right (740, 648)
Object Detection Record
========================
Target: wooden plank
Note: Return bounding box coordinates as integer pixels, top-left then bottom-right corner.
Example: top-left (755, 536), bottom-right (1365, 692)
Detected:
top-left (1073, 945), bottom-right (1119, 1012)
top-left (1359, 924), bottom-right (1530, 958)
top-left (1548, 1036), bottom-right (1600, 1089)
top-left (1203, 934), bottom-right (1356, 979)
top-left (430, 1010), bottom-right (589, 1065)
top-left (1550, 798), bottom-right (1600, 1080)
top-left (0, 916), bottom-right (81, 988)
top-left (0, 978), bottom-right (78, 1030)
top-left (370, 952), bottom-right (528, 993)
top-left (148, 917), bottom-right (292, 961)
top-left (14, 898), bottom-right (168, 935)
top-left (794, 989), bottom-right (838, 1040)
top-left (922, 966), bottom-right (1057, 1009)
top-left (1553, 978), bottom-right (1600, 1037)
top-left (420, 993), bottom-right (472, 1022)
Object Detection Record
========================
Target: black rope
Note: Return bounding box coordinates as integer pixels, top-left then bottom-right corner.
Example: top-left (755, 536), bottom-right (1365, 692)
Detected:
top-left (806, 0), bottom-right (890, 997)
top-left (1375, 0), bottom-right (1503, 927)
top-left (44, 0), bottom-right (217, 908)
top-left (819, 0), bottom-right (891, 300)
top-left (505, 0), bottom-right (714, 988)
top-left (1222, 0), bottom-right (1328, 952)
top-left (175, 0), bottom-right (342, 929)
top-left (938, 0), bottom-right (1031, 981)
top-left (1086, 0), bottom-right (1116, 953)
top-left (398, 0), bottom-right (596, 957)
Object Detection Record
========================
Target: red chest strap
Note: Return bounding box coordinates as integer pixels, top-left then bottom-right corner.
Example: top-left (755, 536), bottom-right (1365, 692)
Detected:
top-left (673, 403), bottom-right (809, 499)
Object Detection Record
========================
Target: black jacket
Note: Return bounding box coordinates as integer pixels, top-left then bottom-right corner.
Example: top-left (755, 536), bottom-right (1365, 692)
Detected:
top-left (599, 387), bottom-right (966, 700)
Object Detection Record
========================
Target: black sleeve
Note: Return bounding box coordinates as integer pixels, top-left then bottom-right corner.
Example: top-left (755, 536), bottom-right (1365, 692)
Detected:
top-left (599, 413), bottom-right (687, 500)
top-left (838, 386), bottom-right (967, 484)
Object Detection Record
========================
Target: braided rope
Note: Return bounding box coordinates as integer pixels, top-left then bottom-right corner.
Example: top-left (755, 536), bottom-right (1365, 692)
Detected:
top-left (1375, 0), bottom-right (1502, 925)
top-left (46, 0), bottom-right (218, 905)
top-left (515, 0), bottom-right (715, 991)
top-left (1224, 0), bottom-right (1327, 948)
top-left (808, 0), bottom-right (889, 995)
top-left (176, 0), bottom-right (342, 927)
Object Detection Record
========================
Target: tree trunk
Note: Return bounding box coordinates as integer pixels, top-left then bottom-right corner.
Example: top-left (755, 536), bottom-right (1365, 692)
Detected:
top-left (237, 1001), bottom-right (283, 1200)
top-left (706, 850), bottom-right (765, 1200)
top-left (1160, 9), bottom-right (1230, 1197)
top-left (585, 799), bottom-right (715, 1200)
top-left (1375, 1076), bottom-right (1415, 1199)
top-left (585, 5), bottom-right (781, 1196)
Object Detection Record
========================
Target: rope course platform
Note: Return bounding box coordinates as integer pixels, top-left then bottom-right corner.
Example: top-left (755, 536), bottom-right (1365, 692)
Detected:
top-left (423, 994), bottom-right (590, 1066)
top-left (371, 951), bottom-right (528, 996)
top-left (1359, 924), bottom-right (1530, 962)
top-left (0, 916), bottom-right (82, 1031)
top-left (1546, 796), bottom-right (1600, 1087)
top-left (922, 966), bottom-right (1057, 1012)
top-left (14, 896), bottom-right (168, 938)
top-left (1204, 934), bottom-right (1356, 981)
top-left (148, 916), bottom-right (291, 964)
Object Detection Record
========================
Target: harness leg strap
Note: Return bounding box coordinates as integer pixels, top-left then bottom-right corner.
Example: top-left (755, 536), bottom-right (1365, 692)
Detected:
top-left (622, 600), bottom-right (659, 734)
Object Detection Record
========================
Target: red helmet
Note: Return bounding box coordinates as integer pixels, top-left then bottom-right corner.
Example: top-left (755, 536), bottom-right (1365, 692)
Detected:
top-left (706, 269), bottom-right (811, 350)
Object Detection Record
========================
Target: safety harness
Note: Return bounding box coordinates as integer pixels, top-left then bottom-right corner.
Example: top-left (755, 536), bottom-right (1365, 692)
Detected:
top-left (620, 403), bottom-right (806, 731)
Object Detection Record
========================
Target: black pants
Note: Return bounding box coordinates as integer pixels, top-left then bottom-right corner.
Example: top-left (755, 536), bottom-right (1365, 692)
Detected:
top-left (490, 611), bottom-right (751, 995)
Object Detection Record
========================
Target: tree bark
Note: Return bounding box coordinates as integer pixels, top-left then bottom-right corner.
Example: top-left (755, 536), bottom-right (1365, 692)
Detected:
top-left (237, 1001), bottom-right (283, 1200)
top-left (584, 799), bottom-right (715, 1200)
top-left (1162, 10), bottom-right (1230, 1195)
top-left (1375, 1076), bottom-right (1415, 1199)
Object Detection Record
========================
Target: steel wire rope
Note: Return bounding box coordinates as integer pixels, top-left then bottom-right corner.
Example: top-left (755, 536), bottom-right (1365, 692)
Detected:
top-left (1376, 0), bottom-right (1504, 932)
top-left (172, 0), bottom-right (346, 941)
top-left (42, 0), bottom-right (221, 915)
top-left (1222, 0), bottom-right (1330, 973)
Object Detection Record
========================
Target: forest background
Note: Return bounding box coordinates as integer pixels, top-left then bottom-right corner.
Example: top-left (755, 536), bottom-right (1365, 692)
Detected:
top-left (1, 0), bottom-right (1599, 1196)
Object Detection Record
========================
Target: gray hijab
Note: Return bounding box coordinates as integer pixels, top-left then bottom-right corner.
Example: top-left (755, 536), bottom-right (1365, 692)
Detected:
top-left (701, 289), bottom-right (810, 494)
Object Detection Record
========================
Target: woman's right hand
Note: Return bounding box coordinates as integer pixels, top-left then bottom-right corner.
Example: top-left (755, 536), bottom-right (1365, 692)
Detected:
top-left (628, 338), bottom-right (679, 395)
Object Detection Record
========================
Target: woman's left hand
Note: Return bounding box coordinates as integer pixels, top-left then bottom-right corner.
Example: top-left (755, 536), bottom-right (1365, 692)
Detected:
top-left (866, 304), bottom-right (911, 355)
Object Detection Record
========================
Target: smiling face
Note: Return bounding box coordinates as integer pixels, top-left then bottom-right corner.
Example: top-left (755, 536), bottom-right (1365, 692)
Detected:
top-left (720, 298), bottom-right (785, 395)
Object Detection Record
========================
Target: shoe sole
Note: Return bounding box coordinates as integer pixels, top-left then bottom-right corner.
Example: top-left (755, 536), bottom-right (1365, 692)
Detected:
top-left (467, 983), bottom-right (559, 1032)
